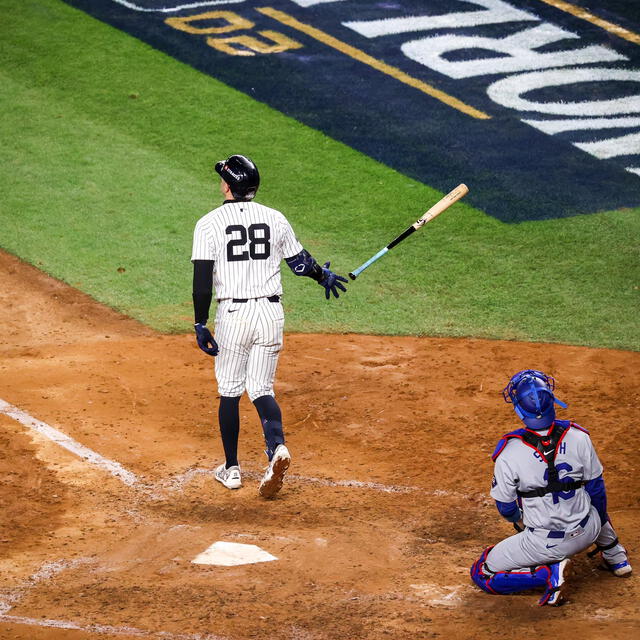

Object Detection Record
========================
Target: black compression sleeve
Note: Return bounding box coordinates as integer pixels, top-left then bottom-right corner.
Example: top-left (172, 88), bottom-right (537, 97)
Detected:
top-left (192, 260), bottom-right (214, 325)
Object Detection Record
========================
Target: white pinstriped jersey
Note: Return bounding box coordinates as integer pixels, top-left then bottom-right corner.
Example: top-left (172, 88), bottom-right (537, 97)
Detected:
top-left (490, 424), bottom-right (603, 531)
top-left (191, 201), bottom-right (303, 300)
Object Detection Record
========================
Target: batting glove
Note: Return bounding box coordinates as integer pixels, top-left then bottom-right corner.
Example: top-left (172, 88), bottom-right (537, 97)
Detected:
top-left (194, 323), bottom-right (219, 356)
top-left (318, 261), bottom-right (348, 300)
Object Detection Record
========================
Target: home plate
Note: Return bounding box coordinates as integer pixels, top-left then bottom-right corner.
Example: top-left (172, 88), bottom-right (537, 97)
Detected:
top-left (192, 541), bottom-right (278, 566)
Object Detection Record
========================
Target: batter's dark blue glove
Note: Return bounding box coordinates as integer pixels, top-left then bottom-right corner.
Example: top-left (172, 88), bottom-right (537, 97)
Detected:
top-left (194, 323), bottom-right (219, 356)
top-left (318, 261), bottom-right (348, 300)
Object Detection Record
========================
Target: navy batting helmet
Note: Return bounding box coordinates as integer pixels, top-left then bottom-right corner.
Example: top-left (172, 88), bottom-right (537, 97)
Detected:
top-left (502, 370), bottom-right (567, 430)
top-left (215, 154), bottom-right (260, 200)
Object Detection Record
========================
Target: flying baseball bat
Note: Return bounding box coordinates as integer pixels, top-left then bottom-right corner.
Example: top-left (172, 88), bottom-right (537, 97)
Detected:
top-left (348, 183), bottom-right (468, 280)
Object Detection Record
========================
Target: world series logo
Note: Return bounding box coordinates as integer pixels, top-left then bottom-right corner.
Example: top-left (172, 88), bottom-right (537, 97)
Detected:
top-left (65, 0), bottom-right (640, 221)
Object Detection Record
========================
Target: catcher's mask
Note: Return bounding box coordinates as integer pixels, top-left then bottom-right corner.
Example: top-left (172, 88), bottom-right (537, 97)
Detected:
top-left (215, 154), bottom-right (260, 200)
top-left (502, 369), bottom-right (567, 430)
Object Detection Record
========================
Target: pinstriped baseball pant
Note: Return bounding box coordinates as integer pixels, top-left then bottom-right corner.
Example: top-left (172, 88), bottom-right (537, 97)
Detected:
top-left (214, 298), bottom-right (284, 401)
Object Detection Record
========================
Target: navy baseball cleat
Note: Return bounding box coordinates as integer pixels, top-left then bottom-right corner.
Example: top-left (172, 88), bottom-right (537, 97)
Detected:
top-left (259, 444), bottom-right (291, 498)
top-left (541, 559), bottom-right (572, 606)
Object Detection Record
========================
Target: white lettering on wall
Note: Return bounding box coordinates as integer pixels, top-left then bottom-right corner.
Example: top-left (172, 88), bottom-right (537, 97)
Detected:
top-left (522, 116), bottom-right (640, 135)
top-left (574, 133), bottom-right (640, 159)
top-left (343, 0), bottom-right (538, 39)
top-left (290, 0), bottom-right (346, 7)
top-left (332, 0), bottom-right (639, 177)
top-left (487, 68), bottom-right (640, 115)
top-left (400, 25), bottom-right (626, 79)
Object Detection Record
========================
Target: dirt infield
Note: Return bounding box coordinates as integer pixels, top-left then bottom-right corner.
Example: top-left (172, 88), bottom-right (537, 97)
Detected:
top-left (0, 249), bottom-right (638, 640)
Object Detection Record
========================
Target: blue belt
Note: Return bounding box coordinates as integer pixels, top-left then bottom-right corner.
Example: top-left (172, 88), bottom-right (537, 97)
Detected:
top-left (528, 513), bottom-right (590, 538)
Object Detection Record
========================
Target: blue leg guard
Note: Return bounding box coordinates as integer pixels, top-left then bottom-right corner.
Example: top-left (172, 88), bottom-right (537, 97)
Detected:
top-left (470, 546), bottom-right (551, 595)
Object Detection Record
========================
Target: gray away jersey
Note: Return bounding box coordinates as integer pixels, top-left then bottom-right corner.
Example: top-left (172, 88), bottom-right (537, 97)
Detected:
top-left (191, 201), bottom-right (303, 300)
top-left (490, 425), bottom-right (603, 531)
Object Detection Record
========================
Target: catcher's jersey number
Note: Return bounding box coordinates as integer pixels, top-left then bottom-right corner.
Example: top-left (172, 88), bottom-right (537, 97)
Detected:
top-left (226, 223), bottom-right (271, 261)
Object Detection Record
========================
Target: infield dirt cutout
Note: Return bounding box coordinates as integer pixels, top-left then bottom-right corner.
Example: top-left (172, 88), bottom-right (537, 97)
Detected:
top-left (0, 249), bottom-right (638, 640)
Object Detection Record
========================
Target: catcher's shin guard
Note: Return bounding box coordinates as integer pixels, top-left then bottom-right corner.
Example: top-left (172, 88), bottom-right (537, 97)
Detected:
top-left (470, 547), bottom-right (550, 595)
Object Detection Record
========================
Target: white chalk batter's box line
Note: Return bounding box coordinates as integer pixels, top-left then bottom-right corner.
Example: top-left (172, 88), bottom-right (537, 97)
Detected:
top-left (0, 558), bottom-right (467, 639)
top-left (0, 401), bottom-right (471, 638)
top-left (0, 398), bottom-right (138, 486)
top-left (0, 614), bottom-right (229, 639)
top-left (0, 397), bottom-right (464, 498)
top-left (158, 467), bottom-right (465, 498)
top-left (0, 558), bottom-right (93, 616)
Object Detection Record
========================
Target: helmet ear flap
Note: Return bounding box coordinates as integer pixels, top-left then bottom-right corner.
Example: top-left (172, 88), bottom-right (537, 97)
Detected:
top-left (513, 403), bottom-right (526, 421)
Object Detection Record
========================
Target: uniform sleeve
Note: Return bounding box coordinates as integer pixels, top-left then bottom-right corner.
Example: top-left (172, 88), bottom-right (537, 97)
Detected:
top-left (490, 453), bottom-right (519, 503)
top-left (191, 218), bottom-right (216, 262)
top-left (278, 215), bottom-right (303, 260)
top-left (192, 260), bottom-right (214, 325)
top-left (495, 499), bottom-right (522, 522)
top-left (584, 475), bottom-right (608, 525)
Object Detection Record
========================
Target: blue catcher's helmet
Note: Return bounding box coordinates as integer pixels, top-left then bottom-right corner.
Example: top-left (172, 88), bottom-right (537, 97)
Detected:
top-left (502, 370), bottom-right (567, 430)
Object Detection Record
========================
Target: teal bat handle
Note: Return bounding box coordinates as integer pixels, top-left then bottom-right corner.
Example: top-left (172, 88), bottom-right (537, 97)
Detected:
top-left (348, 247), bottom-right (389, 280)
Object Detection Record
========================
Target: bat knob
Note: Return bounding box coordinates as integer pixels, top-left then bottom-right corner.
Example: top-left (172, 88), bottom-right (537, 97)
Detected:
top-left (348, 272), bottom-right (357, 280)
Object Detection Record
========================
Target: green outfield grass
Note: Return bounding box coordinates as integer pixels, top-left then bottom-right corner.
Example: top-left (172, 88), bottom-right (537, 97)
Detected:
top-left (1, 0), bottom-right (639, 350)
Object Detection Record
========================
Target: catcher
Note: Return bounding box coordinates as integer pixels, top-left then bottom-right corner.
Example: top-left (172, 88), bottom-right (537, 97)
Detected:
top-left (470, 369), bottom-right (631, 606)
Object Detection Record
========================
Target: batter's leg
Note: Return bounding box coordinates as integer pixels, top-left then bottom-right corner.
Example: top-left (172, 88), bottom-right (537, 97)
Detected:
top-left (245, 298), bottom-right (283, 403)
top-left (219, 395), bottom-right (241, 467)
top-left (253, 395), bottom-right (284, 460)
top-left (214, 300), bottom-right (253, 399)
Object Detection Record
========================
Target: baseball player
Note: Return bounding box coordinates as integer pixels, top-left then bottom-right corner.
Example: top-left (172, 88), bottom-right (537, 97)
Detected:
top-left (470, 370), bottom-right (632, 606)
top-left (191, 154), bottom-right (347, 498)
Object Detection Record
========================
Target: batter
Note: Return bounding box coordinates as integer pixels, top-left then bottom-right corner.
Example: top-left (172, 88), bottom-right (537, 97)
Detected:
top-left (191, 154), bottom-right (347, 498)
top-left (470, 369), bottom-right (632, 606)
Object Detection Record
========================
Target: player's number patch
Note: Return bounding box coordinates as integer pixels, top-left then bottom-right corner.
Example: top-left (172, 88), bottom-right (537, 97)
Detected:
top-left (226, 223), bottom-right (271, 261)
top-left (544, 463), bottom-right (576, 504)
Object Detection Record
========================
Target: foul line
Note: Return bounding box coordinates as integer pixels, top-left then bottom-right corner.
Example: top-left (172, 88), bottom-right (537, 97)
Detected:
top-left (0, 398), bottom-right (139, 486)
top-left (257, 6), bottom-right (491, 120)
top-left (536, 0), bottom-right (640, 45)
